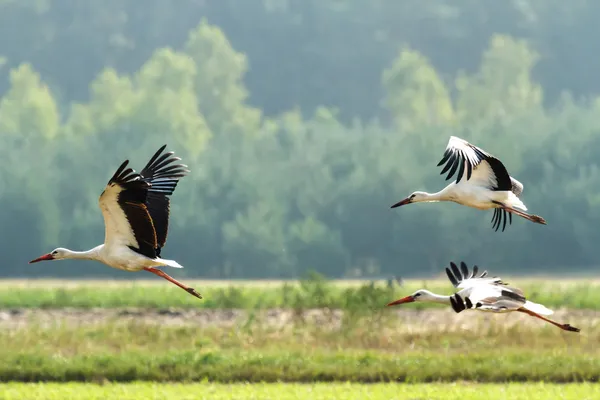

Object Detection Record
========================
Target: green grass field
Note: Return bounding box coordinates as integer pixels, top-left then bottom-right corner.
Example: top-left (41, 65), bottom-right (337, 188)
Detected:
top-left (2, 349), bottom-right (596, 383)
top-left (0, 310), bottom-right (596, 383)
top-left (0, 383), bottom-right (597, 400)
top-left (0, 278), bottom-right (597, 385)
top-left (0, 277), bottom-right (598, 309)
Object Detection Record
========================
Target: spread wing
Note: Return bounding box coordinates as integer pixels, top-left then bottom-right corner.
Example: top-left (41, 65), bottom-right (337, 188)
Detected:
top-left (437, 136), bottom-right (512, 191)
top-left (99, 160), bottom-right (157, 259)
top-left (445, 261), bottom-right (525, 313)
top-left (98, 145), bottom-right (189, 259)
top-left (450, 286), bottom-right (526, 314)
top-left (138, 145), bottom-right (189, 257)
top-left (445, 261), bottom-right (508, 290)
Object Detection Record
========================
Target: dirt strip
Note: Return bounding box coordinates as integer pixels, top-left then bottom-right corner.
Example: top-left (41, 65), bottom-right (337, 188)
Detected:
top-left (0, 307), bottom-right (597, 332)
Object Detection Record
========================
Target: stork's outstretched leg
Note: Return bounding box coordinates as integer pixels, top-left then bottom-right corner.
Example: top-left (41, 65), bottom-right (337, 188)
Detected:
top-left (517, 308), bottom-right (580, 332)
top-left (144, 267), bottom-right (203, 299)
top-left (493, 201), bottom-right (547, 225)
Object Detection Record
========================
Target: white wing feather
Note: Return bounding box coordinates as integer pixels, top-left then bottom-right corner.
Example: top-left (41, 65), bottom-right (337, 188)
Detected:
top-left (510, 177), bottom-right (524, 197)
top-left (99, 184), bottom-right (139, 250)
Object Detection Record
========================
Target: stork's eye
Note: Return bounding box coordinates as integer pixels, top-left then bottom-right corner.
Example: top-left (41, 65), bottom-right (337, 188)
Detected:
top-left (414, 293), bottom-right (421, 297)
top-left (51, 251), bottom-right (58, 255)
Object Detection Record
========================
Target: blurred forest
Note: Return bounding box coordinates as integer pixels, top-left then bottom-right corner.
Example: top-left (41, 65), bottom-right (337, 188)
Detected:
top-left (1, 0), bottom-right (599, 278)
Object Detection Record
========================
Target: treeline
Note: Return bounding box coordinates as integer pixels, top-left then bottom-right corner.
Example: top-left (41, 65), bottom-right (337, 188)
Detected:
top-left (1, 19), bottom-right (600, 278)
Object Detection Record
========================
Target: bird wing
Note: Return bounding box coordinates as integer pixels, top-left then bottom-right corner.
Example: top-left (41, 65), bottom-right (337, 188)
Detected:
top-left (99, 159), bottom-right (158, 259)
top-left (510, 177), bottom-right (524, 197)
top-left (445, 261), bottom-right (508, 290)
top-left (491, 209), bottom-right (512, 232)
top-left (138, 145), bottom-right (189, 257)
top-left (437, 136), bottom-right (512, 191)
top-left (449, 282), bottom-right (526, 313)
top-left (445, 261), bottom-right (526, 313)
top-left (462, 284), bottom-right (526, 312)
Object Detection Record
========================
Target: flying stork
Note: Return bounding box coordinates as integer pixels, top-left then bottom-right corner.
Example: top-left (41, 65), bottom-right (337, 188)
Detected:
top-left (29, 145), bottom-right (202, 299)
top-left (386, 262), bottom-right (580, 333)
top-left (390, 136), bottom-right (547, 231)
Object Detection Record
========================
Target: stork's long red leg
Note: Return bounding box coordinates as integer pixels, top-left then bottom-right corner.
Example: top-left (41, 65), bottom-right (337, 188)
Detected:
top-left (493, 202), bottom-right (547, 225)
top-left (144, 267), bottom-right (203, 299)
top-left (517, 308), bottom-right (579, 332)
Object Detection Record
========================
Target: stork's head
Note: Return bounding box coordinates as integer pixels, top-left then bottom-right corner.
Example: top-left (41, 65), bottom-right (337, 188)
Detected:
top-left (29, 248), bottom-right (69, 263)
top-left (386, 289), bottom-right (435, 306)
top-left (390, 191), bottom-right (429, 208)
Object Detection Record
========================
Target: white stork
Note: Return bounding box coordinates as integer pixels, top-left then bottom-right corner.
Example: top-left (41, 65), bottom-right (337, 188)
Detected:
top-left (386, 262), bottom-right (580, 333)
top-left (391, 136), bottom-right (547, 231)
top-left (29, 145), bottom-right (202, 299)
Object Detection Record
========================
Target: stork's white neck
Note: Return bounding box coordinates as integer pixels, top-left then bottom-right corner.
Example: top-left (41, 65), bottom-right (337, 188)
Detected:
top-left (424, 292), bottom-right (452, 305)
top-left (61, 246), bottom-right (102, 261)
top-left (422, 191), bottom-right (445, 202)
top-left (413, 289), bottom-right (453, 305)
top-left (413, 186), bottom-right (454, 203)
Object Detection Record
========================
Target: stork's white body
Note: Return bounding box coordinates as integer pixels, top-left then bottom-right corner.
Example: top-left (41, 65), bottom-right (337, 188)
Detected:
top-left (437, 181), bottom-right (526, 211)
top-left (451, 274), bottom-right (551, 315)
top-left (76, 244), bottom-right (179, 273)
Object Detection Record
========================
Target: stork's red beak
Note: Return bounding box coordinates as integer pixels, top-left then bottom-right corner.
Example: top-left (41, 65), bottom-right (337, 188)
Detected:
top-left (29, 253), bottom-right (54, 263)
top-left (391, 197), bottom-right (411, 208)
top-left (386, 295), bottom-right (415, 306)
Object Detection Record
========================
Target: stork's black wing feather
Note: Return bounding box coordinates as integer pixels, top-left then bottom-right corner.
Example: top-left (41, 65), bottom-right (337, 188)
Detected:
top-left (484, 157), bottom-right (512, 191)
top-left (138, 145), bottom-right (190, 256)
top-left (437, 137), bottom-right (512, 191)
top-left (444, 261), bottom-right (507, 288)
top-left (491, 209), bottom-right (512, 232)
top-left (106, 160), bottom-right (149, 195)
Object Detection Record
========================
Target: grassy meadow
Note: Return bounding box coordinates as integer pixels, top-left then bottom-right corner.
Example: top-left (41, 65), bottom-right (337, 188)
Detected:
top-left (0, 275), bottom-right (598, 310)
top-left (1, 383), bottom-right (598, 400)
top-left (0, 277), bottom-right (597, 400)
top-left (0, 313), bottom-right (597, 383)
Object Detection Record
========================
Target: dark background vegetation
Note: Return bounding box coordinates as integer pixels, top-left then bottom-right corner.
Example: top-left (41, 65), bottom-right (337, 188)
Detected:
top-left (1, 0), bottom-right (599, 279)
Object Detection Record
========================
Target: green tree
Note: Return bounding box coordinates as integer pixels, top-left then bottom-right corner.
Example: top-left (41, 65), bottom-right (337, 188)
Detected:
top-left (456, 35), bottom-right (542, 125)
top-left (133, 48), bottom-right (211, 157)
top-left (58, 47), bottom-right (212, 252)
top-left (222, 200), bottom-right (292, 277)
top-left (382, 48), bottom-right (454, 132)
top-left (288, 217), bottom-right (348, 277)
top-left (0, 63), bottom-right (59, 140)
top-left (0, 63), bottom-right (61, 264)
top-left (185, 20), bottom-right (262, 137)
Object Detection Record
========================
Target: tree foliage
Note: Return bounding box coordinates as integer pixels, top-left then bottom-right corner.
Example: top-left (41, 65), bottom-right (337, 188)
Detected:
top-left (0, 6), bottom-right (599, 278)
top-left (382, 48), bottom-right (454, 132)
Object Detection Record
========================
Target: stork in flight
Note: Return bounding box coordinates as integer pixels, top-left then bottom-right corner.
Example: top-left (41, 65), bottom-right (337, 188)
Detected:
top-left (390, 136), bottom-right (547, 231)
top-left (386, 262), bottom-right (580, 332)
top-left (29, 145), bottom-right (202, 299)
